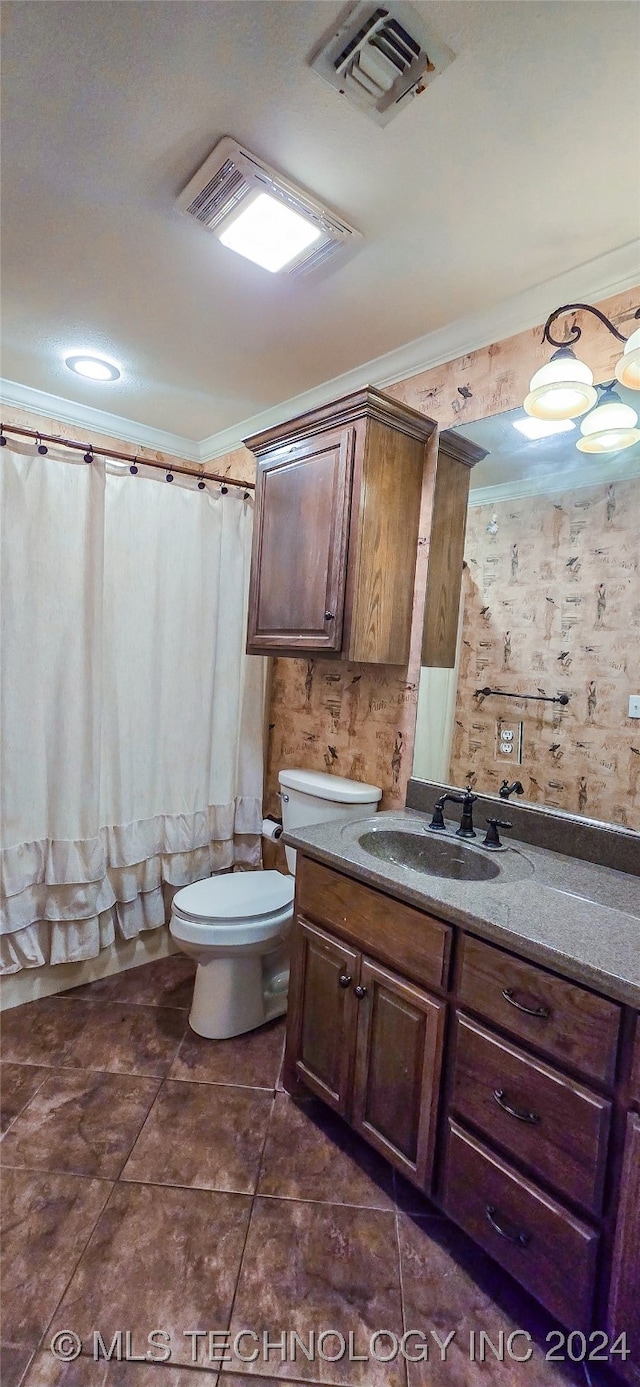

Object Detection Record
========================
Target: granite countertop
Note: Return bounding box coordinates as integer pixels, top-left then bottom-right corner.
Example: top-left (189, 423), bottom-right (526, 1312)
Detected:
top-left (284, 808), bottom-right (640, 1008)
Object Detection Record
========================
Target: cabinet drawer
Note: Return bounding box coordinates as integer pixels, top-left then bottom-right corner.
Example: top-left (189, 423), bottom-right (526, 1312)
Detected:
top-left (451, 1015), bottom-right (611, 1213)
top-left (458, 935), bottom-right (620, 1085)
top-left (296, 857), bottom-right (451, 991)
top-left (442, 1121), bottom-right (598, 1328)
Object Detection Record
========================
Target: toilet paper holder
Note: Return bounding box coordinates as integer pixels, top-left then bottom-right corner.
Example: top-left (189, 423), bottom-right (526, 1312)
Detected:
top-left (262, 814), bottom-right (283, 841)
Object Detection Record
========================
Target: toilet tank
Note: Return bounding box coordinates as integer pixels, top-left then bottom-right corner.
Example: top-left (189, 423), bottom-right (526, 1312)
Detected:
top-left (278, 768), bottom-right (382, 875)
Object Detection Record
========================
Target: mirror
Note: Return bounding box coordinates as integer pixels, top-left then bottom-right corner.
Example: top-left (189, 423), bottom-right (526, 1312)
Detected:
top-left (413, 394), bottom-right (640, 831)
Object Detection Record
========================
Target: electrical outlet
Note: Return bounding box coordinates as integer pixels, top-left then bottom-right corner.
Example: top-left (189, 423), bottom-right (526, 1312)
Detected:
top-left (629, 695), bottom-right (640, 719)
top-left (496, 720), bottom-right (523, 763)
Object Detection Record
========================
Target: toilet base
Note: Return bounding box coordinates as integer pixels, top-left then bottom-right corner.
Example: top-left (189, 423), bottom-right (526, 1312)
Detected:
top-left (188, 952), bottom-right (289, 1040)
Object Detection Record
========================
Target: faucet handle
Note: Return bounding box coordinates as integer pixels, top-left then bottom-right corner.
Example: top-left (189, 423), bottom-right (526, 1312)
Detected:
top-left (428, 799), bottom-right (446, 831)
top-left (483, 818), bottom-right (512, 849)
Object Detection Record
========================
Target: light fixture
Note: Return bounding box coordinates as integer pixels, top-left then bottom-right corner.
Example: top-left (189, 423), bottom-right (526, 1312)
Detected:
top-left (512, 416), bottom-right (576, 441)
top-left (65, 355), bottom-right (120, 382)
top-left (576, 384), bottom-right (640, 455)
top-left (615, 326), bottom-right (640, 391)
top-left (218, 192), bottom-right (322, 274)
top-left (176, 137), bottom-right (361, 278)
top-left (524, 303), bottom-right (640, 422)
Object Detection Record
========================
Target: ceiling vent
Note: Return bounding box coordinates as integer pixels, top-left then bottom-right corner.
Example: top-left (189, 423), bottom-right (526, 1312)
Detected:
top-left (310, 2), bottom-right (454, 126)
top-left (176, 136), bottom-right (362, 277)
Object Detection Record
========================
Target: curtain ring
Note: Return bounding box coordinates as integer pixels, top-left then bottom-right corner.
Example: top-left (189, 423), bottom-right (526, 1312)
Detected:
top-left (130, 458), bottom-right (139, 475)
top-left (220, 483), bottom-right (228, 495)
top-left (83, 448), bottom-right (94, 464)
top-left (36, 434), bottom-right (48, 455)
top-left (0, 425), bottom-right (7, 446)
top-left (166, 470), bottom-right (174, 483)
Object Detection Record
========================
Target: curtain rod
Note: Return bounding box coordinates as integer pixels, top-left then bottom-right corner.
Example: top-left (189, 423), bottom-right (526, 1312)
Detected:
top-left (0, 423), bottom-right (255, 492)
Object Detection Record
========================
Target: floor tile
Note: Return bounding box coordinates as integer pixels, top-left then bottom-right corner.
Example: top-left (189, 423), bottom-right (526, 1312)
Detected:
top-left (1, 1071), bottom-right (160, 1179)
top-left (69, 956), bottom-right (196, 1011)
top-left (122, 1081), bottom-right (273, 1193)
top-left (59, 1004), bottom-right (187, 1078)
top-left (169, 1018), bottom-right (285, 1089)
top-left (50, 1182), bottom-right (251, 1371)
top-left (23, 1355), bottom-right (217, 1385)
top-left (393, 1171), bottom-right (443, 1218)
top-left (397, 1212), bottom-right (584, 1387)
top-left (1, 1063), bottom-right (51, 1133)
top-left (257, 1093), bottom-right (395, 1209)
top-left (0, 1344), bottom-right (34, 1387)
top-left (1, 999), bottom-right (88, 1067)
top-left (226, 1196), bottom-right (404, 1385)
top-left (0, 1169), bottom-right (112, 1347)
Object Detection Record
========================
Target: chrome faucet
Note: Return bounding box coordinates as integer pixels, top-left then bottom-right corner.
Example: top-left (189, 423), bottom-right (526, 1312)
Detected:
top-left (428, 788), bottom-right (478, 838)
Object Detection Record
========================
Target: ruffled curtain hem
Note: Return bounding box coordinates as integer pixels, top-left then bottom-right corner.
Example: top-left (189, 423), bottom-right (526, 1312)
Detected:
top-left (0, 817), bottom-right (262, 973)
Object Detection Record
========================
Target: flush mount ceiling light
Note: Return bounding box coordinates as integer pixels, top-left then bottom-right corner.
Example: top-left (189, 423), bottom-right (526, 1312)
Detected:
top-left (310, 2), bottom-right (454, 126)
top-left (524, 302), bottom-right (640, 423)
top-left (65, 355), bottom-right (120, 382)
top-left (512, 416), bottom-right (576, 441)
top-left (176, 137), bottom-right (361, 277)
top-left (576, 384), bottom-right (640, 455)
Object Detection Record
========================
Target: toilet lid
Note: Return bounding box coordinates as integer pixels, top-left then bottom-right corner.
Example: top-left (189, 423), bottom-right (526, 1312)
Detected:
top-left (172, 870), bottom-right (294, 922)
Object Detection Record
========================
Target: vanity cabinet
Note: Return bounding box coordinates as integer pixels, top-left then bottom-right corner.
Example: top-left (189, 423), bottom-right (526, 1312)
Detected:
top-left (245, 388), bottom-right (436, 664)
top-left (287, 872), bottom-right (447, 1189)
top-left (284, 852), bottom-right (639, 1370)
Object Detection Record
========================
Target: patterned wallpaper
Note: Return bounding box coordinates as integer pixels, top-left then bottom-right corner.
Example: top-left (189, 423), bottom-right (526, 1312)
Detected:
top-left (449, 478), bottom-right (640, 829)
top-left (263, 287), bottom-right (640, 829)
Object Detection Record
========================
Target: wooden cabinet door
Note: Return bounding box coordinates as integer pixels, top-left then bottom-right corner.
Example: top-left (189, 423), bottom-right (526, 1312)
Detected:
top-left (351, 958), bottom-right (445, 1189)
top-left (247, 426), bottom-right (355, 653)
top-left (292, 920), bottom-right (359, 1115)
top-left (608, 1112), bottom-right (640, 1382)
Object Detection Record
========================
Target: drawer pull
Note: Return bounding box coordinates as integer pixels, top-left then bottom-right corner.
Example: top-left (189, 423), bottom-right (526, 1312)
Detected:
top-left (502, 987), bottom-right (550, 1020)
top-left (493, 1088), bottom-right (540, 1125)
top-left (338, 973), bottom-right (352, 989)
top-left (354, 984), bottom-right (368, 999)
top-left (485, 1204), bottom-right (531, 1248)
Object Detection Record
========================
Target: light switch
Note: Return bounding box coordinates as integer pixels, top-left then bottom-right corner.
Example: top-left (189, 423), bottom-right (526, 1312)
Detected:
top-left (629, 695), bottom-right (640, 719)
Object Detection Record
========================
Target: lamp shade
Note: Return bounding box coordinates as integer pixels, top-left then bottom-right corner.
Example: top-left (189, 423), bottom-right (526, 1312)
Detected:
top-left (576, 390), bottom-right (640, 454)
top-left (614, 327), bottom-right (640, 392)
top-left (524, 348), bottom-right (597, 420)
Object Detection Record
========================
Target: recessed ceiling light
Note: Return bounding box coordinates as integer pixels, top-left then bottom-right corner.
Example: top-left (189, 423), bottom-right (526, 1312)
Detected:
top-left (512, 416), bottom-right (576, 441)
top-left (65, 355), bottom-right (120, 382)
top-left (218, 192), bottom-right (322, 273)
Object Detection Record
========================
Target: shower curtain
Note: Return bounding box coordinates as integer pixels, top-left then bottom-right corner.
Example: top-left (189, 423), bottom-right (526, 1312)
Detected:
top-left (0, 442), bottom-right (265, 973)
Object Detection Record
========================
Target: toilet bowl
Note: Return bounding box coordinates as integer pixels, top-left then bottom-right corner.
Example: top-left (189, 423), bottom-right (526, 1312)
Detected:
top-left (170, 871), bottom-right (294, 1039)
top-left (170, 768), bottom-right (382, 1040)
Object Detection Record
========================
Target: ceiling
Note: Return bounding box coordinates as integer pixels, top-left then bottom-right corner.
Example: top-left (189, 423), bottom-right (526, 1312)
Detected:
top-left (1, 1), bottom-right (639, 445)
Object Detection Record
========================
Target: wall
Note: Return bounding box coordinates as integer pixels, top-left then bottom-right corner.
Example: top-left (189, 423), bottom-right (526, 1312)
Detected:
top-left (262, 286), bottom-right (640, 822)
top-left (449, 479), bottom-right (640, 829)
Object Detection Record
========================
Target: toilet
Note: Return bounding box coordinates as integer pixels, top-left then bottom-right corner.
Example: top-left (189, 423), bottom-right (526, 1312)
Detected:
top-left (169, 768), bottom-right (382, 1039)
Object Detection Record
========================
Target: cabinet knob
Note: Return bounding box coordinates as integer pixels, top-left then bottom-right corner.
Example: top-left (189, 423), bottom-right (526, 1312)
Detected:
top-left (338, 973), bottom-right (352, 989)
top-left (324, 611), bottom-right (335, 621)
top-left (354, 984), bottom-right (367, 999)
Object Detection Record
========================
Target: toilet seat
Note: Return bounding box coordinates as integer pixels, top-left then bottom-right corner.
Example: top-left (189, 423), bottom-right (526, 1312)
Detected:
top-left (170, 870), bottom-right (294, 949)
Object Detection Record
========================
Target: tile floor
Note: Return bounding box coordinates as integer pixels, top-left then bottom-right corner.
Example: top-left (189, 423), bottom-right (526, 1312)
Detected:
top-left (0, 955), bottom-right (621, 1387)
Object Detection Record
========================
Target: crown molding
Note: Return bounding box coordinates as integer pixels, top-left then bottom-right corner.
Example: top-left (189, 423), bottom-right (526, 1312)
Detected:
top-left (0, 378), bottom-right (200, 461)
top-left (201, 240), bottom-right (640, 459)
top-left (2, 241), bottom-right (638, 464)
top-left (469, 451), bottom-right (640, 507)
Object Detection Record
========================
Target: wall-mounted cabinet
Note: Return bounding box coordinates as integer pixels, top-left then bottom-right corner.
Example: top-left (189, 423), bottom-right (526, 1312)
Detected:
top-left (245, 388), bottom-right (435, 664)
top-left (421, 430), bottom-right (487, 668)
